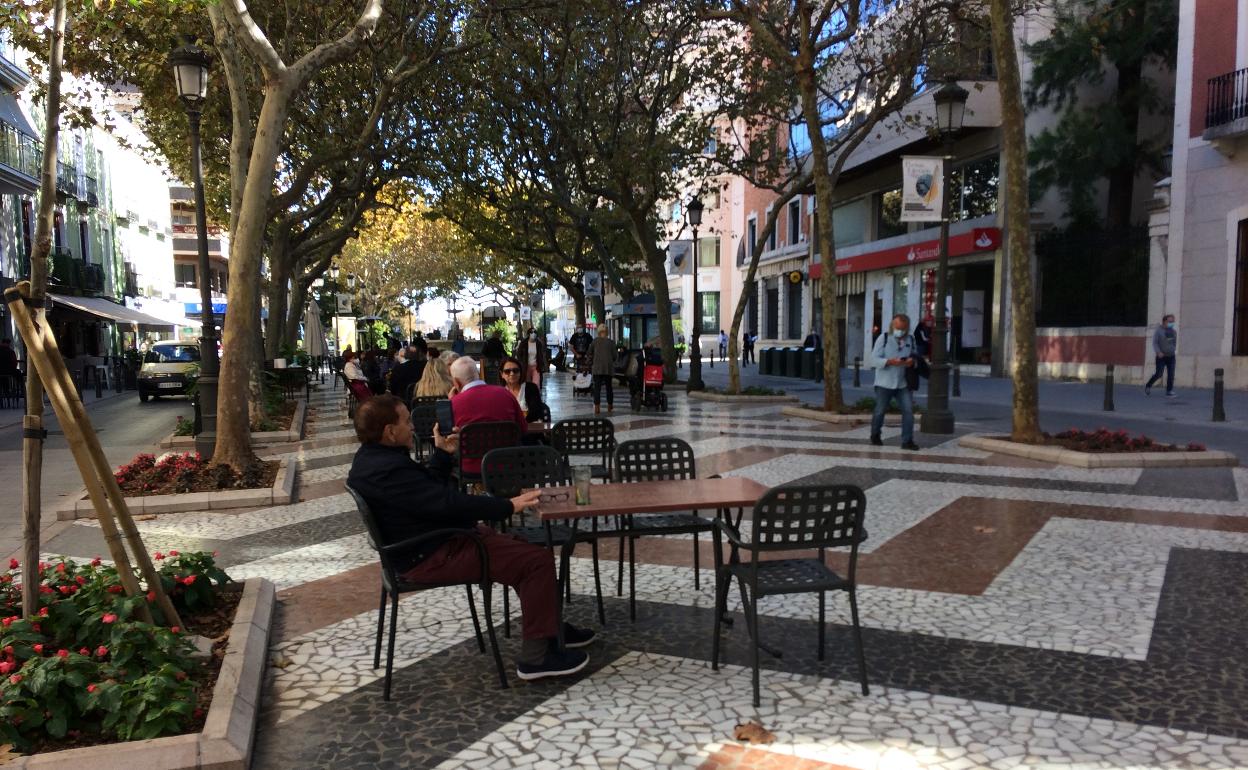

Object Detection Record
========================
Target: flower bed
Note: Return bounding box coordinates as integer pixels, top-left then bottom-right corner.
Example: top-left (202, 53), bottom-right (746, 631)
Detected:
top-left (114, 453), bottom-right (280, 498)
top-left (0, 552), bottom-right (233, 755)
top-left (250, 399), bottom-right (296, 433)
top-left (1045, 428), bottom-right (1204, 454)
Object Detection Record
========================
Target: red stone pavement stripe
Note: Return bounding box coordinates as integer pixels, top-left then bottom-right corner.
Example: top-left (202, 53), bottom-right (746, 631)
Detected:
top-left (698, 745), bottom-right (860, 770)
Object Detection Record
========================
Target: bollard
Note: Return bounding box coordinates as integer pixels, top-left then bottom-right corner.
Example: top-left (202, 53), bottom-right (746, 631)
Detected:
top-left (1213, 368), bottom-right (1226, 422)
top-left (1103, 364), bottom-right (1115, 411)
top-left (94, 370), bottom-right (103, 399)
top-left (953, 364), bottom-right (961, 397)
top-left (853, 356), bottom-right (861, 387)
top-left (114, 363), bottom-right (123, 393)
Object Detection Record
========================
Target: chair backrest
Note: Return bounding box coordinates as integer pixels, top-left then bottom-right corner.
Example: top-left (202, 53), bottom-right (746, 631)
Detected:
top-left (345, 485), bottom-right (400, 588)
top-left (749, 484), bottom-right (867, 555)
top-left (540, 402), bottom-right (552, 423)
top-left (409, 403), bottom-right (438, 442)
top-left (404, 381), bottom-right (418, 405)
top-left (551, 417), bottom-right (615, 461)
top-left (480, 445), bottom-right (567, 498)
top-left (458, 420), bottom-right (523, 464)
top-left (614, 437), bottom-right (696, 482)
top-left (410, 395), bottom-right (443, 405)
top-left (482, 359), bottom-right (502, 386)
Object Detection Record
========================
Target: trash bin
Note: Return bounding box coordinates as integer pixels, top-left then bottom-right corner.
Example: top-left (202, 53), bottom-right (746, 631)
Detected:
top-left (759, 347), bottom-right (773, 375)
top-left (785, 347), bottom-right (801, 377)
top-left (800, 348), bottom-right (816, 379)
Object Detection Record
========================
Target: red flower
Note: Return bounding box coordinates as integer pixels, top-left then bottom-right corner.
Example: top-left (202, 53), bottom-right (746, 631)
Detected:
top-left (55, 563), bottom-right (66, 574)
top-left (58, 585), bottom-right (74, 595)
top-left (90, 557), bottom-right (101, 567)
top-left (37, 561), bottom-right (47, 571)
top-left (3, 645), bottom-right (13, 656)
top-left (87, 683), bottom-right (97, 693)
top-left (75, 575), bottom-right (86, 586)
top-left (146, 591), bottom-right (156, 602)
top-left (32, 644), bottom-right (42, 654)
top-left (95, 646), bottom-right (108, 657)
top-left (7, 558), bottom-right (16, 570)
top-left (107, 584), bottom-right (124, 594)
top-left (168, 550), bottom-right (180, 557)
top-left (31, 623), bottom-right (39, 632)
top-left (78, 648), bottom-right (89, 656)
top-left (1, 616), bottom-right (14, 627)
top-left (101, 613), bottom-right (118, 624)
top-left (38, 584), bottom-right (53, 595)
top-left (56, 649), bottom-right (68, 659)
top-left (38, 606), bottom-right (48, 617)
top-left (0, 662), bottom-right (13, 675)
top-left (182, 575), bottom-right (197, 586)
top-left (153, 552), bottom-right (165, 560)
top-left (170, 625), bottom-right (181, 634)
top-left (8, 674), bottom-right (20, 685)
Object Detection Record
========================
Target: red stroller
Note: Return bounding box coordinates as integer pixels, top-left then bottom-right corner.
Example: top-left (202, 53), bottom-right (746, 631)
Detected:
top-left (630, 347), bottom-right (668, 412)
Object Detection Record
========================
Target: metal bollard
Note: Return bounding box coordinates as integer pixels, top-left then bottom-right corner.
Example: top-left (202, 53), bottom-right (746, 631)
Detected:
top-left (114, 364), bottom-right (124, 393)
top-left (953, 364), bottom-right (961, 397)
top-left (75, 370), bottom-right (84, 400)
top-left (94, 370), bottom-right (103, 399)
top-left (853, 356), bottom-right (861, 387)
top-left (1213, 368), bottom-right (1226, 422)
top-left (1103, 364), bottom-right (1115, 411)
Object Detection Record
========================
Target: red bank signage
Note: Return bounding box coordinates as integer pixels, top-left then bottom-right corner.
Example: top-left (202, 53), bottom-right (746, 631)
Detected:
top-left (809, 227), bottom-right (1001, 279)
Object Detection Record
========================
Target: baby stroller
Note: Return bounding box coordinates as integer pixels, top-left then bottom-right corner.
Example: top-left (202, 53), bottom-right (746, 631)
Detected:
top-left (572, 356), bottom-right (593, 399)
top-left (630, 346), bottom-right (668, 412)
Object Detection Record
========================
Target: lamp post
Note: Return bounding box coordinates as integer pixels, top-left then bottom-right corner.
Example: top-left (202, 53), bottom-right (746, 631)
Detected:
top-left (685, 194), bottom-right (705, 392)
top-left (169, 38), bottom-right (219, 459)
top-left (329, 263), bottom-right (341, 354)
top-left (920, 80), bottom-right (969, 435)
top-left (346, 272), bottom-right (358, 349)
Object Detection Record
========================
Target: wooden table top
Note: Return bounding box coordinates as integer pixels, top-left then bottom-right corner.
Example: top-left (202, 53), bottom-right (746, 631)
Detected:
top-left (526, 421), bottom-right (549, 433)
top-left (535, 477), bottom-right (769, 521)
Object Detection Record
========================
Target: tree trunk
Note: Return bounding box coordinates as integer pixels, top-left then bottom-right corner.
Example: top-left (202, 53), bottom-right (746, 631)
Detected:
top-left (284, 277), bottom-right (308, 351)
top-left (265, 247), bottom-right (291, 358)
top-left (990, 0), bottom-right (1041, 442)
top-left (20, 0), bottom-right (66, 618)
top-left (214, 85), bottom-right (292, 470)
top-left (625, 210), bottom-right (677, 381)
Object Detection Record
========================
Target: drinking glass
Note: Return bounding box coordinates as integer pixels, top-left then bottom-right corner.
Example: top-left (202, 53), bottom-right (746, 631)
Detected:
top-left (572, 466), bottom-right (592, 505)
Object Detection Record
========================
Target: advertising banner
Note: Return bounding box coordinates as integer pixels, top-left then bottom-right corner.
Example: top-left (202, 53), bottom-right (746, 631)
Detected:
top-left (900, 156), bottom-right (944, 222)
top-left (335, 293), bottom-right (353, 314)
top-left (667, 240), bottom-right (694, 275)
top-left (584, 271), bottom-right (603, 297)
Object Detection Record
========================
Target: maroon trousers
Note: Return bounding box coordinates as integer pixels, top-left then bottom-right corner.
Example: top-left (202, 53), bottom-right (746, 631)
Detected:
top-left (401, 525), bottom-right (558, 640)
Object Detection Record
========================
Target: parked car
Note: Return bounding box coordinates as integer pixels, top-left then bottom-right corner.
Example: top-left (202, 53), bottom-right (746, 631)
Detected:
top-left (137, 341), bottom-right (200, 402)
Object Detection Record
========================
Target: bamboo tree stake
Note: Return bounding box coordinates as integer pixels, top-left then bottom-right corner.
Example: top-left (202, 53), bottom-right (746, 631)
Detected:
top-left (15, 283), bottom-right (182, 627)
top-left (5, 287), bottom-right (152, 622)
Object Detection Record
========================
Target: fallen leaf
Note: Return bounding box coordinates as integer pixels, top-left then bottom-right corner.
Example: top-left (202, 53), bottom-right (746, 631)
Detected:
top-left (733, 721), bottom-right (775, 744)
top-left (271, 654), bottom-right (292, 669)
top-left (0, 744), bottom-right (24, 765)
top-left (973, 525), bottom-right (996, 534)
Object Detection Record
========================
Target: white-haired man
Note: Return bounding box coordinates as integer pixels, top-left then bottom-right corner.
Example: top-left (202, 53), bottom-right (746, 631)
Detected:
top-left (449, 357), bottom-right (527, 474)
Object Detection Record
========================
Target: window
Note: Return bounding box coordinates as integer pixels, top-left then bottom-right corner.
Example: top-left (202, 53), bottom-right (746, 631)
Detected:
top-left (877, 187), bottom-right (906, 239)
top-left (143, 344), bottom-right (201, 364)
top-left (832, 198), bottom-right (868, 248)
top-left (703, 129), bottom-right (718, 155)
top-left (747, 217), bottom-right (757, 258)
top-left (951, 155), bottom-right (1000, 222)
top-left (20, 198), bottom-right (32, 259)
top-left (766, 209), bottom-right (777, 252)
top-left (787, 279), bottom-right (802, 339)
top-left (788, 199), bottom-right (801, 245)
top-left (175, 263), bottom-right (197, 288)
top-left (53, 210), bottom-right (63, 251)
top-left (78, 219), bottom-right (90, 263)
top-left (700, 291), bottom-right (720, 331)
top-left (892, 272), bottom-right (910, 318)
top-left (765, 278), bottom-right (779, 338)
top-left (698, 237), bottom-right (720, 268)
top-left (1235, 220), bottom-right (1248, 355)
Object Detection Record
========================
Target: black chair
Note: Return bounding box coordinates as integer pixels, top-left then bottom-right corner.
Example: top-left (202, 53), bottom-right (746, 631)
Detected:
top-left (338, 372), bottom-right (359, 418)
top-left (454, 420), bottom-right (523, 491)
top-left (551, 417), bottom-right (615, 480)
top-left (408, 403), bottom-right (439, 461)
top-left (403, 381), bottom-right (419, 406)
top-left (0, 373), bottom-right (24, 410)
top-left (613, 437), bottom-right (716, 619)
top-left (345, 485), bottom-right (507, 700)
top-left (712, 484), bottom-right (869, 707)
top-left (539, 402), bottom-right (552, 424)
top-left (410, 395), bottom-right (443, 406)
top-left (480, 446), bottom-right (606, 629)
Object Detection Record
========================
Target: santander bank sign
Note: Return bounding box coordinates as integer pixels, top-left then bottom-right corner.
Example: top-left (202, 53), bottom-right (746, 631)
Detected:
top-left (831, 227), bottom-right (1001, 276)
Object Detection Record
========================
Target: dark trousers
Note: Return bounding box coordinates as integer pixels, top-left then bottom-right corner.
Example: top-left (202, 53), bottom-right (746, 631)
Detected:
top-left (1146, 355), bottom-right (1176, 393)
top-left (742, 346), bottom-right (754, 365)
top-left (592, 374), bottom-right (613, 407)
top-left (402, 525), bottom-right (558, 640)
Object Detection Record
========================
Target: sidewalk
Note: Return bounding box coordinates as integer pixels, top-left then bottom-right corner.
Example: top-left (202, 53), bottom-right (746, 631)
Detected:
top-left (0, 383), bottom-right (131, 430)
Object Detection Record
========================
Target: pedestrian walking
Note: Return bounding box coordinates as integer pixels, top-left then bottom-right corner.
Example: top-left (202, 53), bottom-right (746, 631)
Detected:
top-left (514, 327), bottom-right (548, 388)
top-left (1145, 314), bottom-right (1178, 397)
top-left (742, 330), bottom-right (755, 366)
top-left (718, 329), bottom-right (728, 359)
top-left (589, 325), bottom-right (616, 414)
top-left (869, 313), bottom-right (918, 451)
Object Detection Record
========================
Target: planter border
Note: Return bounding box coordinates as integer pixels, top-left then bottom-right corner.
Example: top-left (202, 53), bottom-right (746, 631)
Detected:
top-left (959, 434), bottom-right (1239, 468)
top-left (782, 404), bottom-right (913, 426)
top-left (57, 457), bottom-right (295, 521)
top-left (689, 391), bottom-right (798, 404)
top-left (160, 399), bottom-right (307, 449)
top-left (8, 577), bottom-right (275, 770)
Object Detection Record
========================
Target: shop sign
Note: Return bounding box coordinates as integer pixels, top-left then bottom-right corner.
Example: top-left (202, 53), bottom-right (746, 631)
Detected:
top-left (824, 227), bottom-right (1001, 277)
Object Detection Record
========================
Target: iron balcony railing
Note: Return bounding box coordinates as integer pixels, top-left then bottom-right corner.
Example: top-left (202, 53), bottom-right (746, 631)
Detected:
top-left (83, 263), bottom-right (104, 294)
top-left (124, 264), bottom-right (139, 297)
top-left (84, 174), bottom-right (99, 207)
top-left (55, 161), bottom-right (77, 197)
top-left (1207, 67), bottom-right (1248, 130)
top-left (0, 120), bottom-right (41, 179)
top-left (49, 248), bottom-right (79, 288)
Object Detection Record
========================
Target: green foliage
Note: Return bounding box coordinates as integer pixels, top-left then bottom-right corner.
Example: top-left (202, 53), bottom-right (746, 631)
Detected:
top-left (0, 554), bottom-right (232, 749)
top-left (173, 416), bottom-right (194, 437)
top-left (277, 343), bottom-right (311, 368)
top-left (488, 320), bottom-right (517, 353)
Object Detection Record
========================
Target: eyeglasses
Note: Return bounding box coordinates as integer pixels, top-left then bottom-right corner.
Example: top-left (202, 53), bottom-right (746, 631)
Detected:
top-left (502, 368), bottom-right (521, 374)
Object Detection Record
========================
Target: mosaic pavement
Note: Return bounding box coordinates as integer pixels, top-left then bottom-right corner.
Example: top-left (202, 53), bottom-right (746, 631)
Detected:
top-left (37, 375), bottom-right (1248, 769)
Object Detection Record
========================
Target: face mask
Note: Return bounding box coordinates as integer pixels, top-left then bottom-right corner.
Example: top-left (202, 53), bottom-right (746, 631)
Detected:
top-left (893, 329), bottom-right (906, 339)
top-left (1166, 322), bottom-right (1175, 330)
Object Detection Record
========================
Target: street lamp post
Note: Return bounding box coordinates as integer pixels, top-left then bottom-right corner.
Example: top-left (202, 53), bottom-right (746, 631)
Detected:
top-left (329, 263), bottom-right (341, 354)
top-left (920, 80), bottom-right (969, 435)
top-left (685, 195), bottom-right (705, 393)
top-left (169, 38), bottom-right (219, 460)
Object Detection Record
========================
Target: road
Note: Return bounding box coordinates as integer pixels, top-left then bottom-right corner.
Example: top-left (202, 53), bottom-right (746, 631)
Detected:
top-left (0, 391), bottom-right (191, 560)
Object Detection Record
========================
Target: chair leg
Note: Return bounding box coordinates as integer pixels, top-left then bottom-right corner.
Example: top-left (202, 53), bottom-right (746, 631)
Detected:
top-left (480, 583), bottom-right (509, 689)
top-left (591, 536), bottom-right (605, 626)
top-left (384, 592), bottom-right (399, 701)
top-left (711, 532), bottom-right (726, 671)
top-left (818, 591), bottom-right (826, 662)
top-left (466, 585), bottom-right (485, 653)
top-left (502, 588), bottom-right (511, 639)
top-left (848, 587), bottom-right (869, 696)
top-left (693, 532), bottom-right (701, 591)
top-left (373, 587), bottom-right (387, 670)
top-left (616, 533), bottom-right (626, 597)
top-left (628, 535), bottom-right (637, 623)
top-left (748, 583), bottom-right (761, 708)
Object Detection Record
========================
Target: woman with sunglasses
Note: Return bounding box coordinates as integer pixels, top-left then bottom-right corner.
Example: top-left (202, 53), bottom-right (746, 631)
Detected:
top-left (500, 355), bottom-right (545, 423)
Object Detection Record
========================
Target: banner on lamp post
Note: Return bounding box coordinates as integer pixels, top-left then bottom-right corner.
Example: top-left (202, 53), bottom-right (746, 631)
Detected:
top-left (667, 240), bottom-right (693, 276)
top-left (900, 156), bottom-right (944, 222)
top-left (519, 306), bottom-right (532, 322)
top-left (335, 293), bottom-right (353, 314)
top-left (584, 271), bottom-right (603, 297)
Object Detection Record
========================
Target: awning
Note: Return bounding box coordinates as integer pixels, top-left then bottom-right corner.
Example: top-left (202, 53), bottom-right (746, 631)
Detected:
top-left (49, 293), bottom-right (174, 327)
top-left (0, 94), bottom-right (37, 138)
top-left (620, 293), bottom-right (681, 316)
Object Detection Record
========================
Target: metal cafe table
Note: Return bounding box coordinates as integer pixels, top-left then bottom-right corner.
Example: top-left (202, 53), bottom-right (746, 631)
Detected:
top-left (533, 477), bottom-right (769, 638)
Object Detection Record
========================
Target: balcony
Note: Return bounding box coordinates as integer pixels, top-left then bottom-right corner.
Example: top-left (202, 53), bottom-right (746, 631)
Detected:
top-left (55, 161), bottom-right (77, 199)
top-left (48, 249), bottom-right (105, 296)
top-left (84, 174), bottom-right (99, 208)
top-left (123, 263), bottom-right (139, 297)
top-left (0, 31), bottom-right (31, 90)
top-left (0, 119), bottom-right (40, 195)
top-left (1205, 67), bottom-right (1248, 143)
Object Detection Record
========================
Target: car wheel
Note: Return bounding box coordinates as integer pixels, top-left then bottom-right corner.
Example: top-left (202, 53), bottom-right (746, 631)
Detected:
top-left (139, 392), bottom-right (150, 403)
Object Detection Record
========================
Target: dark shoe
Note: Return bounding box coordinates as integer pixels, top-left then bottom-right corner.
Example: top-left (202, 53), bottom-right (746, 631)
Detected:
top-left (516, 648), bottom-right (589, 681)
top-left (1144, 383), bottom-right (1152, 395)
top-left (563, 624), bottom-right (597, 649)
top-left (901, 441), bottom-right (920, 451)
top-left (869, 434), bottom-right (883, 446)
top-left (1166, 391), bottom-right (1176, 398)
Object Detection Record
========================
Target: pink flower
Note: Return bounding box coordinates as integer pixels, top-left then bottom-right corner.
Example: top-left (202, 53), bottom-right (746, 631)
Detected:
top-left (87, 683), bottom-right (97, 693)
top-left (170, 626), bottom-right (180, 634)
top-left (95, 646), bottom-right (108, 658)
top-left (9, 674), bottom-right (21, 685)
top-left (56, 649), bottom-right (68, 659)
top-left (101, 613), bottom-right (118, 624)
top-left (7, 558), bottom-right (16, 570)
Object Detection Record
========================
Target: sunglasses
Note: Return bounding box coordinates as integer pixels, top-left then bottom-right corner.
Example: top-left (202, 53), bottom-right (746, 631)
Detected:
top-left (502, 368), bottom-right (521, 374)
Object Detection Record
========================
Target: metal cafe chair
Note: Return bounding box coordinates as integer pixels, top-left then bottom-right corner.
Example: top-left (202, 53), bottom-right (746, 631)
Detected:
top-left (453, 420), bottom-right (522, 491)
top-left (408, 402), bottom-right (439, 461)
top-left (551, 417), bottom-right (616, 480)
top-left (711, 483), bottom-right (869, 707)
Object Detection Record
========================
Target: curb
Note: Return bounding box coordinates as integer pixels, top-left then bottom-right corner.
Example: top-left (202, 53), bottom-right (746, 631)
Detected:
top-left (159, 400), bottom-right (307, 449)
top-left (783, 405), bottom-right (913, 426)
top-left (958, 434), bottom-right (1240, 468)
top-left (689, 391), bottom-right (798, 404)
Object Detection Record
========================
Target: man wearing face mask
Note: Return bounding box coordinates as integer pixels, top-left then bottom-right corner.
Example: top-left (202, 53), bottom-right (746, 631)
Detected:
top-left (869, 313), bottom-right (919, 451)
top-left (514, 327), bottom-right (548, 388)
top-left (1145, 314), bottom-right (1178, 398)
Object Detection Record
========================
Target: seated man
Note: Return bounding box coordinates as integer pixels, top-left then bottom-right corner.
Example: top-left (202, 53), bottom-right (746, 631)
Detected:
top-left (388, 344), bottom-right (427, 401)
top-left (347, 395), bottom-right (595, 680)
top-left (449, 356), bottom-right (527, 474)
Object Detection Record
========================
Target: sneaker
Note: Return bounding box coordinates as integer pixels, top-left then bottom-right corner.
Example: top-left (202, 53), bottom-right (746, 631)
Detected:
top-left (563, 624), bottom-right (597, 649)
top-left (869, 435), bottom-right (883, 446)
top-left (516, 648), bottom-right (589, 681)
top-left (1166, 391), bottom-right (1176, 398)
top-left (1145, 384), bottom-right (1152, 396)
top-left (901, 441), bottom-right (920, 451)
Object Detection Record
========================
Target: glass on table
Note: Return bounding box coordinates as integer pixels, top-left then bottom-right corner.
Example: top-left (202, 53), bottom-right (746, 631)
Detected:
top-left (572, 466), bottom-right (592, 505)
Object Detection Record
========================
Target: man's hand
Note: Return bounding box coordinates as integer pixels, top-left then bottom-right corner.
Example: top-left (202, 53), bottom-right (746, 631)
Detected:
top-left (432, 423), bottom-right (459, 454)
top-left (886, 357), bottom-right (902, 366)
top-left (509, 489), bottom-right (542, 513)
top-left (904, 357), bottom-right (915, 368)
top-left (448, 384), bottom-right (461, 397)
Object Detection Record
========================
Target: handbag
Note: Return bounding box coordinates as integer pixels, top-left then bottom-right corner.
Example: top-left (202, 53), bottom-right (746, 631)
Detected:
top-left (914, 355), bottom-right (930, 380)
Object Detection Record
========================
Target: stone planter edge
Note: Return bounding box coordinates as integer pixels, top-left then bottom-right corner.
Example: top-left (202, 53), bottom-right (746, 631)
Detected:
top-left (689, 391), bottom-right (799, 404)
top-left (159, 399), bottom-right (307, 449)
top-left (958, 434), bottom-right (1239, 468)
top-left (782, 405), bottom-right (911, 426)
top-left (10, 577), bottom-right (276, 770)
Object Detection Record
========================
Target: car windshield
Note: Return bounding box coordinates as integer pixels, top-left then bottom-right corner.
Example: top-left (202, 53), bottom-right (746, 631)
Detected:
top-left (144, 345), bottom-right (201, 364)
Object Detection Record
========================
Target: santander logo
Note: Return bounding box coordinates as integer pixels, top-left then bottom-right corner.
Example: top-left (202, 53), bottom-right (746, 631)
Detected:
top-left (975, 231), bottom-right (994, 249)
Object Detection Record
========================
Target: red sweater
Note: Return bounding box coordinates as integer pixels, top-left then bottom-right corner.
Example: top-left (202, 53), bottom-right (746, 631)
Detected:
top-left (451, 383), bottom-right (526, 473)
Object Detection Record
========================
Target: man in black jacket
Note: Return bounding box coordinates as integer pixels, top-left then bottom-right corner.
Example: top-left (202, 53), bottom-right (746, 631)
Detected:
top-left (387, 344), bottom-right (427, 401)
top-left (347, 395), bottom-right (594, 680)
